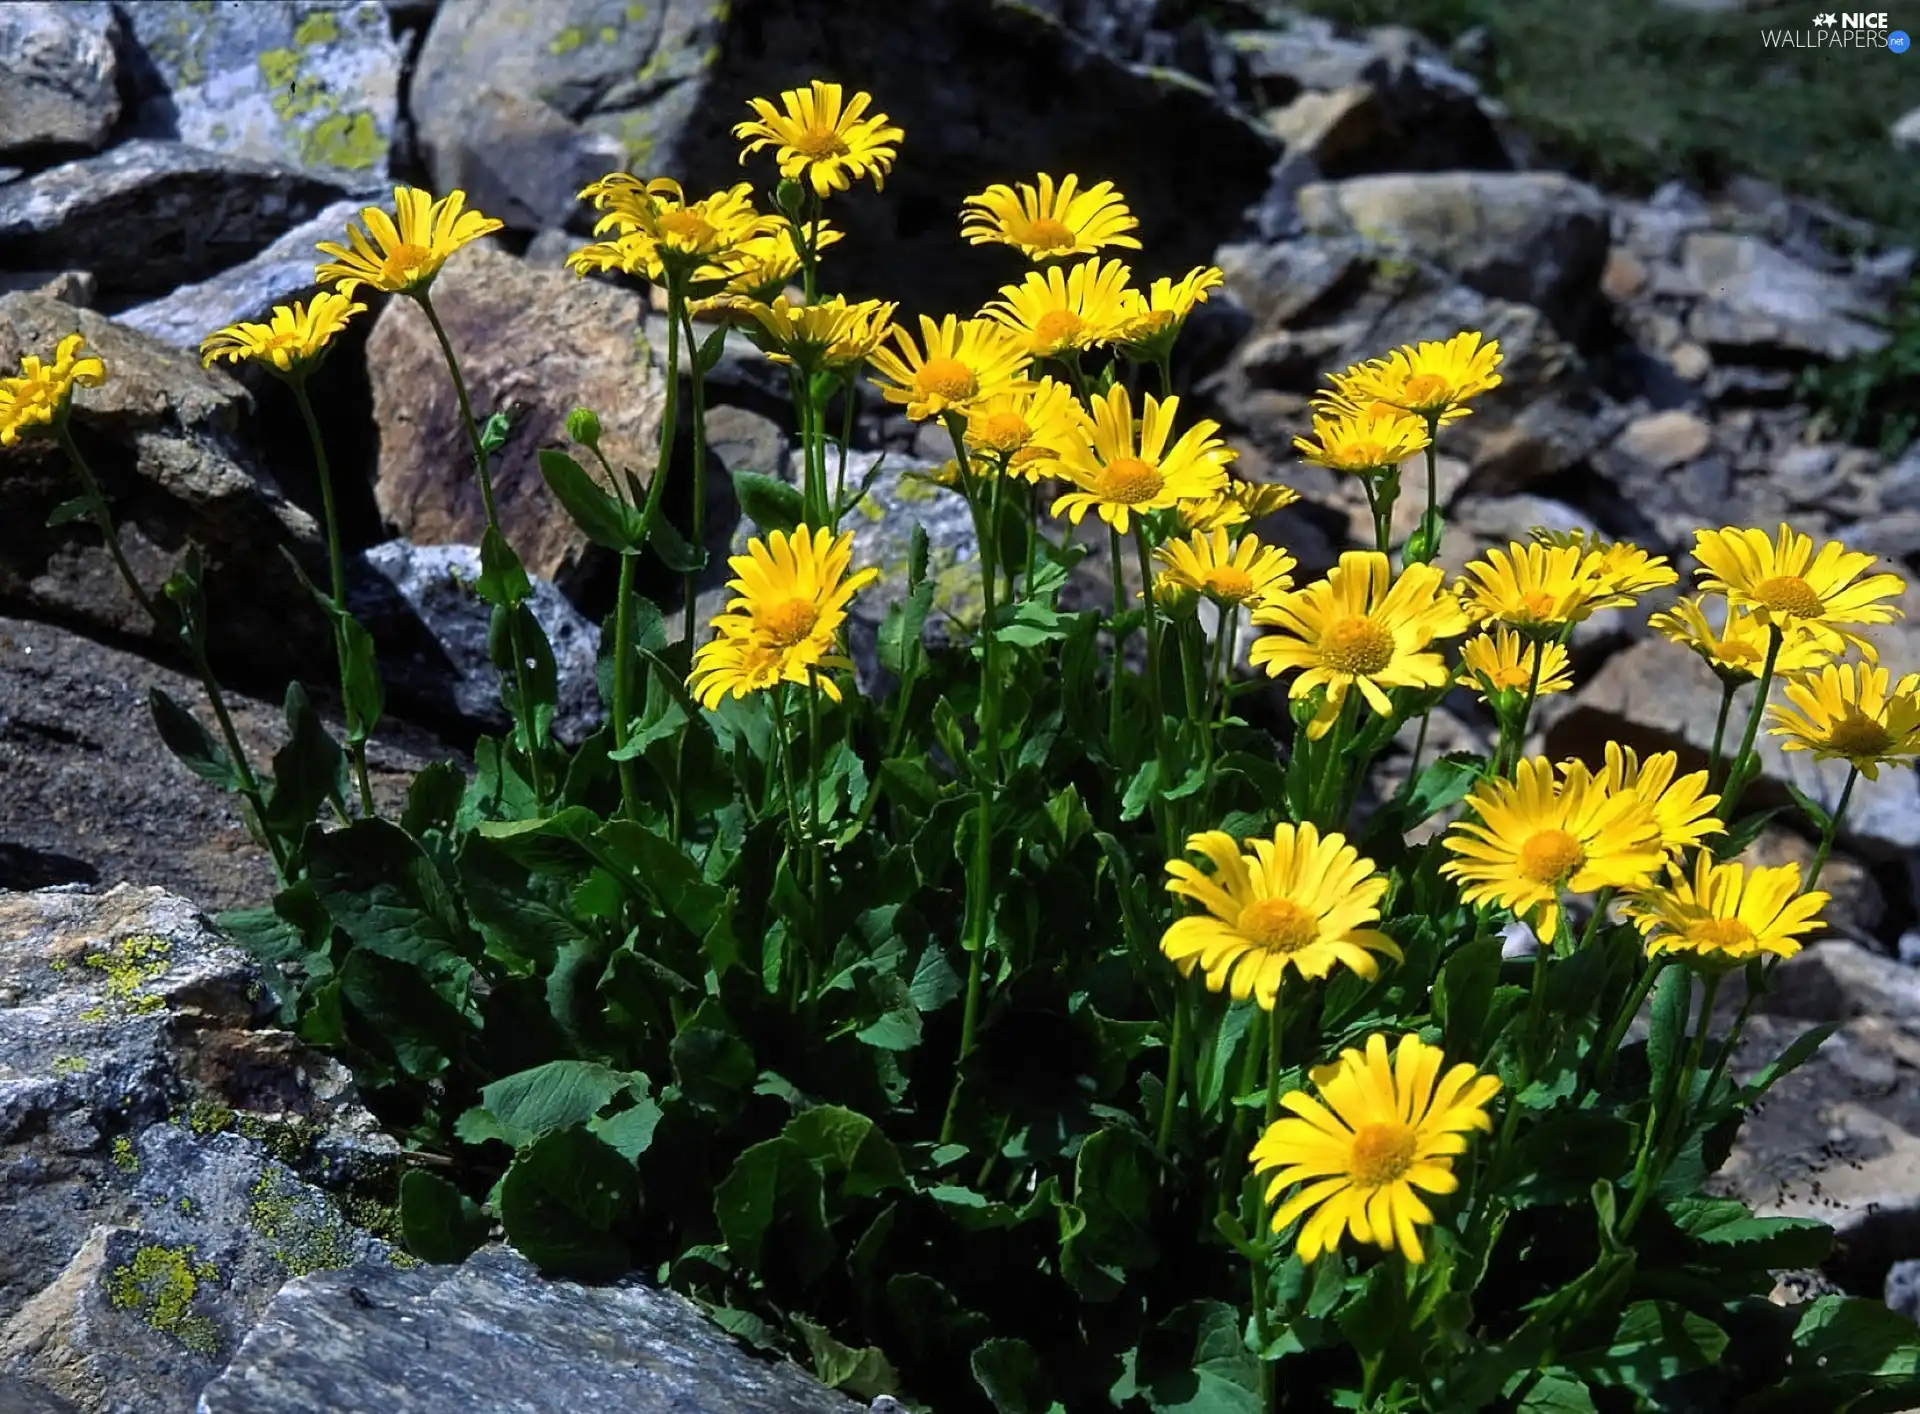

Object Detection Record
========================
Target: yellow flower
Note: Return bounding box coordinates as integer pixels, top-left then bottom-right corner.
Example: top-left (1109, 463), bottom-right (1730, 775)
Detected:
top-left (733, 80), bottom-right (902, 198)
top-left (1179, 478), bottom-right (1301, 533)
top-left (1626, 854), bottom-right (1828, 968)
top-left (1589, 743), bottom-right (1723, 858)
top-left (1321, 332), bottom-right (1503, 423)
top-left (1647, 595), bottom-right (1833, 683)
top-left (1049, 386), bottom-right (1235, 534)
top-left (1768, 662), bottom-right (1920, 780)
top-left (1293, 406), bottom-right (1432, 476)
top-left (570, 176), bottom-right (766, 283)
top-left (1457, 627), bottom-right (1572, 701)
top-left (198, 292), bottom-right (365, 376)
top-left (1456, 542), bottom-right (1607, 636)
top-left (1440, 757), bottom-right (1667, 944)
top-left (1155, 528), bottom-right (1297, 610)
top-left (959, 172), bottom-right (1141, 260)
top-left (723, 220), bottom-right (843, 299)
top-left (1161, 824), bottom-right (1402, 1009)
top-left (982, 256), bottom-right (1135, 359)
top-left (314, 186), bottom-right (502, 298)
top-left (734, 295), bottom-right (897, 371)
top-left (689, 526), bottom-right (878, 708)
top-left (1249, 552), bottom-right (1467, 738)
top-left (867, 314), bottom-right (1032, 422)
top-left (1691, 525), bottom-right (1906, 660)
top-left (0, 333), bottom-right (105, 445)
top-left (1251, 1033), bottom-right (1500, 1265)
top-left (1114, 265), bottom-right (1225, 351)
top-left (1531, 529), bottom-right (1678, 604)
top-left (961, 377), bottom-right (1090, 476)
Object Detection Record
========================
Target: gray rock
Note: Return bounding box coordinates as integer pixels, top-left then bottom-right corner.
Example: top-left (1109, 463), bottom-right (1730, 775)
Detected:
top-left (116, 200), bottom-right (365, 351)
top-left (0, 143), bottom-right (348, 303)
top-left (1888, 1258), bottom-right (1920, 1323)
top-left (1682, 231), bottom-right (1891, 361)
top-left (1895, 105), bottom-right (1920, 153)
top-left (0, 4), bottom-right (123, 163)
top-left (196, 1245), bottom-right (862, 1414)
top-left (348, 540), bottom-right (604, 745)
top-left (118, 1), bottom-right (399, 188)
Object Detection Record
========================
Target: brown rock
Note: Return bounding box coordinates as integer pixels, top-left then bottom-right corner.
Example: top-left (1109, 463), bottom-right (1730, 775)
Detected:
top-left (1263, 84), bottom-right (1391, 167)
top-left (1615, 409), bottom-right (1713, 471)
top-left (364, 244), bottom-right (666, 588)
top-left (1601, 247), bottom-right (1649, 302)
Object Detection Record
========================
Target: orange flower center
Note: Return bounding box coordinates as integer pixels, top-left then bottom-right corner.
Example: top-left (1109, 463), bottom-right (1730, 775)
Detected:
top-left (760, 597), bottom-right (819, 647)
top-left (1826, 712), bottom-right (1895, 759)
top-left (655, 209), bottom-right (719, 247)
top-left (1202, 566), bottom-right (1257, 603)
top-left (1753, 574), bottom-right (1824, 619)
top-left (974, 411), bottom-right (1033, 454)
top-left (1517, 828), bottom-right (1585, 885)
top-left (790, 126), bottom-right (851, 159)
top-left (1336, 440), bottom-right (1392, 470)
top-left (1095, 456), bottom-right (1164, 505)
top-left (1023, 216), bottom-right (1077, 250)
top-left (1348, 1122), bottom-right (1419, 1186)
top-left (1713, 637), bottom-right (1764, 670)
top-left (914, 357), bottom-right (978, 404)
top-left (1237, 897), bottom-right (1320, 954)
top-left (1481, 661), bottom-right (1531, 691)
top-left (1518, 590), bottom-right (1562, 621)
top-left (1399, 373), bottom-right (1452, 410)
top-left (1032, 309), bottom-right (1086, 348)
top-left (378, 241), bottom-right (436, 288)
top-left (1321, 617), bottom-right (1396, 675)
top-left (1686, 917), bottom-right (1756, 953)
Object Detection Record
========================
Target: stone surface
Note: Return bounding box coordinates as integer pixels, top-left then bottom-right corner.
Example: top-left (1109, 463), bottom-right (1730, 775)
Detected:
top-left (1613, 409), bottom-right (1714, 472)
top-left (364, 243), bottom-right (665, 591)
top-left (1894, 105), bottom-right (1920, 153)
top-left (197, 1245), bottom-right (861, 1414)
top-left (116, 200), bottom-right (365, 351)
top-left (118, 1), bottom-right (400, 188)
top-left (0, 143), bottom-right (348, 305)
top-left (1682, 231), bottom-right (1891, 361)
top-left (1263, 84), bottom-right (1391, 169)
top-left (0, 4), bottom-right (123, 164)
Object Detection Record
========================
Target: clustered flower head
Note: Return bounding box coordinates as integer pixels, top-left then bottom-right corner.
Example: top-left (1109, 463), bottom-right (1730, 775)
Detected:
top-left (200, 292), bottom-right (366, 377)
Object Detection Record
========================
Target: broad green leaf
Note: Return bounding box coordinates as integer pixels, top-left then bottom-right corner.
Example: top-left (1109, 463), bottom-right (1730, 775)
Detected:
top-left (398, 1169), bottom-right (489, 1265)
top-left (1434, 933), bottom-right (1503, 1056)
top-left (1574, 1299), bottom-right (1728, 1396)
top-left (454, 1060), bottom-right (630, 1149)
top-left (1517, 1370), bottom-right (1596, 1412)
top-left (263, 681), bottom-right (347, 838)
top-left (783, 1105), bottom-right (907, 1197)
top-left (795, 1316), bottom-right (900, 1401)
top-left (45, 495), bottom-right (92, 529)
top-left (1744, 1021), bottom-right (1837, 1103)
top-left (458, 835), bottom-right (588, 971)
top-left (732, 469), bottom-right (804, 535)
top-left (336, 948), bottom-right (471, 1078)
top-left (306, 819), bottom-right (477, 998)
top-left (401, 761), bottom-right (466, 836)
top-left (1060, 1126), bottom-right (1157, 1301)
top-left (645, 505), bottom-right (706, 573)
top-left (148, 687), bottom-right (240, 790)
top-left (971, 1338), bottom-right (1064, 1414)
top-left (476, 525), bottom-right (530, 607)
top-left (714, 1135), bottom-right (833, 1282)
top-left (878, 581), bottom-right (935, 678)
top-left (497, 1125), bottom-right (637, 1279)
top-left (589, 1092), bottom-right (663, 1161)
top-left (1666, 1195), bottom-right (1834, 1268)
top-left (538, 448), bottom-right (646, 552)
top-left (1646, 964), bottom-right (1693, 1099)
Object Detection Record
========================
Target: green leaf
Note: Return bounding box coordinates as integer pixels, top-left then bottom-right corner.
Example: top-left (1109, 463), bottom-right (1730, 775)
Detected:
top-left (907, 522), bottom-right (930, 586)
top-left (1789, 1294), bottom-right (1920, 1381)
top-left (497, 1125), bottom-right (638, 1279)
top-left (263, 681), bottom-right (347, 839)
top-left (457, 834), bottom-right (588, 971)
top-left (454, 1060), bottom-right (630, 1149)
top-left (1647, 964), bottom-right (1693, 1099)
top-left (398, 1169), bottom-right (489, 1265)
top-left (148, 687), bottom-right (240, 790)
top-left (1517, 1371), bottom-right (1596, 1412)
top-left (401, 761), bottom-right (465, 836)
top-left (1060, 1126), bottom-right (1157, 1301)
top-left (971, 1338), bottom-right (1064, 1414)
top-left (693, 324), bottom-right (729, 376)
top-left (783, 1105), bottom-right (907, 1197)
top-left (1665, 1195), bottom-right (1834, 1268)
top-left (478, 409), bottom-right (512, 456)
top-left (1745, 1020), bottom-right (1837, 1102)
top-left (306, 818), bottom-right (477, 1002)
top-left (714, 1135), bottom-right (833, 1282)
top-left (1782, 781), bottom-right (1832, 834)
top-left (670, 1023), bottom-right (756, 1112)
top-left (588, 1090), bottom-right (663, 1161)
top-left (795, 1316), bottom-right (900, 1401)
top-left (1121, 760), bottom-right (1161, 822)
top-left (732, 469), bottom-right (804, 535)
top-left (161, 545), bottom-right (209, 650)
top-left (1509, 1114), bottom-right (1636, 1207)
top-left (476, 525), bottom-right (531, 608)
top-left (595, 819), bottom-right (729, 935)
top-left (646, 506), bottom-right (705, 573)
top-left (45, 495), bottom-right (93, 529)
top-left (333, 611), bottom-right (385, 740)
top-left (878, 581), bottom-right (935, 678)
top-left (1574, 1299), bottom-right (1728, 1396)
top-left (1715, 806), bottom-right (1782, 860)
top-left (336, 948), bottom-right (471, 1078)
top-left (1139, 1299), bottom-right (1263, 1414)
top-left (908, 942), bottom-right (962, 1011)
top-left (1434, 933), bottom-right (1502, 1056)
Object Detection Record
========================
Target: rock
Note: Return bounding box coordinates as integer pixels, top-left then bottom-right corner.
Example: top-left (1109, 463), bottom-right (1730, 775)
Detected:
top-left (196, 1245), bottom-right (861, 1414)
top-left (1613, 410), bottom-right (1714, 472)
top-left (116, 200), bottom-right (366, 351)
top-left (0, 4), bottom-right (123, 164)
top-left (364, 243), bottom-right (665, 591)
top-left (0, 143), bottom-right (348, 304)
top-left (0, 885), bottom-right (406, 1414)
top-left (1894, 105), bottom-right (1920, 153)
top-left (1888, 1258), bottom-right (1920, 1323)
top-left (1294, 172), bottom-right (1611, 334)
top-left (1682, 232), bottom-right (1890, 361)
top-left (1745, 828), bottom-right (1885, 945)
top-left (0, 272), bottom-right (94, 306)
top-left (702, 406), bottom-right (789, 485)
top-left (347, 540), bottom-right (604, 744)
top-left (1263, 85), bottom-right (1392, 169)
top-left (118, 1), bottom-right (400, 188)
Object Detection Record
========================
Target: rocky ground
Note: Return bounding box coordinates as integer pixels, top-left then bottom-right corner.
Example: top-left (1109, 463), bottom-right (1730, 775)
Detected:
top-left (3, 0), bottom-right (1920, 1409)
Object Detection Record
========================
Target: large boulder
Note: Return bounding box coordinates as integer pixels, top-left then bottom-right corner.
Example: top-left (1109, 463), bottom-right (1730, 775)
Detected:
top-left (1682, 231), bottom-right (1891, 362)
top-left (0, 3), bottom-right (123, 165)
top-left (117, 1), bottom-right (401, 188)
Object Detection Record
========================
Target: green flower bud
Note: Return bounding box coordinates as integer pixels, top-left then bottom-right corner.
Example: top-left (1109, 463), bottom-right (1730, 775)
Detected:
top-left (774, 179), bottom-right (808, 218)
top-left (567, 406), bottom-right (602, 448)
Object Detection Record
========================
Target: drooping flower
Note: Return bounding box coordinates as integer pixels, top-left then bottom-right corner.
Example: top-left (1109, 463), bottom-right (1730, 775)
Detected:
top-left (199, 292), bottom-right (366, 376)
top-left (1588, 743), bottom-right (1723, 858)
top-left (1319, 332), bottom-right (1503, 424)
top-left (1049, 385), bottom-right (1235, 534)
top-left (1440, 756), bottom-right (1667, 944)
top-left (1251, 1033), bottom-right (1500, 1265)
top-left (688, 526), bottom-right (878, 707)
top-left (1154, 528), bottom-right (1297, 610)
top-left (1293, 406), bottom-right (1431, 477)
top-left (720, 219), bottom-right (844, 300)
top-left (1249, 552), bottom-right (1468, 738)
top-left (1178, 478), bottom-right (1302, 533)
top-left (981, 256), bottom-right (1134, 359)
top-left (1531, 529), bottom-right (1678, 605)
top-left (314, 187), bottom-right (503, 298)
top-left (1626, 854), bottom-right (1829, 968)
top-left (1113, 265), bottom-right (1225, 354)
top-left (1768, 662), bottom-right (1920, 780)
top-left (1647, 595), bottom-right (1833, 683)
top-left (1455, 541), bottom-right (1608, 637)
top-left (733, 295), bottom-right (897, 372)
top-left (961, 377), bottom-right (1090, 477)
top-left (867, 314), bottom-right (1032, 422)
top-left (0, 333), bottom-right (105, 445)
top-left (959, 173), bottom-right (1141, 260)
top-left (1691, 525), bottom-right (1906, 661)
top-left (1161, 824), bottom-right (1402, 1009)
top-left (733, 81), bottom-right (902, 197)
top-left (1457, 627), bottom-right (1573, 702)
top-left (569, 176), bottom-right (767, 284)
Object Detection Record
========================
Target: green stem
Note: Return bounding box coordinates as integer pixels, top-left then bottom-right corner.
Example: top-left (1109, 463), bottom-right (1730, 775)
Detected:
top-left (1589, 955), bottom-right (1666, 1096)
top-left (1716, 625), bottom-right (1782, 821)
top-left (1108, 523), bottom-right (1127, 749)
top-left (1134, 522), bottom-right (1165, 751)
top-left (1157, 981), bottom-right (1189, 1155)
top-left (1252, 993), bottom-right (1284, 1403)
top-left (55, 422), bottom-right (160, 624)
top-left (1698, 958), bottom-right (1767, 1118)
top-left (834, 376), bottom-right (856, 522)
top-left (1805, 766), bottom-right (1857, 892)
top-left (1623, 969), bottom-right (1722, 1236)
top-left (1396, 707), bottom-right (1433, 805)
top-left (1155, 353), bottom-right (1173, 401)
top-left (611, 551), bottom-right (642, 818)
top-left (806, 668), bottom-right (825, 1000)
top-left (1707, 676), bottom-right (1739, 785)
top-left (679, 304), bottom-right (710, 659)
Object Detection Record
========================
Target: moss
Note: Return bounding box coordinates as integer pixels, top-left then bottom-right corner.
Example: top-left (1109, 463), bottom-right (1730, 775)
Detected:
top-left (248, 1172), bottom-right (357, 1278)
top-left (187, 1101), bottom-right (234, 1136)
top-left (550, 24), bottom-right (587, 55)
top-left (388, 1249), bottom-right (424, 1269)
top-left (179, 1197), bottom-right (196, 1215)
top-left (107, 1244), bottom-right (222, 1358)
top-left (235, 1112), bottom-right (322, 1169)
top-left (51, 1055), bottom-right (88, 1075)
top-left (77, 1006), bottom-right (107, 1024)
top-left (291, 10), bottom-right (339, 48)
top-left (112, 1137), bottom-right (139, 1174)
top-left (82, 934), bottom-right (172, 1018)
top-left (343, 1193), bottom-right (405, 1245)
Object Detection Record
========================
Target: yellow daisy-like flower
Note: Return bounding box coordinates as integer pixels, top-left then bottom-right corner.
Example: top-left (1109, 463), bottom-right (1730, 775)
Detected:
top-left (1049, 386), bottom-right (1235, 534)
top-left (959, 172), bottom-right (1142, 261)
top-left (314, 186), bottom-right (502, 298)
top-left (198, 292), bottom-right (365, 376)
top-left (1293, 406), bottom-right (1432, 476)
top-left (1440, 757), bottom-right (1667, 944)
top-left (1647, 595), bottom-right (1833, 683)
top-left (1178, 478), bottom-right (1302, 533)
top-left (1457, 627), bottom-right (1573, 702)
top-left (689, 525), bottom-right (879, 708)
top-left (1768, 662), bottom-right (1920, 781)
top-left (1155, 528), bottom-right (1297, 610)
top-left (732, 81), bottom-right (903, 198)
top-left (1456, 542), bottom-right (1608, 636)
top-left (734, 295), bottom-right (897, 371)
top-left (1161, 823), bottom-right (1402, 1009)
top-left (1626, 854), bottom-right (1829, 968)
top-left (722, 220), bottom-right (844, 300)
top-left (1531, 529), bottom-right (1678, 605)
top-left (1691, 525), bottom-right (1906, 660)
top-left (1252, 1033), bottom-right (1500, 1265)
top-left (0, 333), bottom-right (105, 445)
top-left (981, 256), bottom-right (1135, 359)
top-left (867, 314), bottom-right (1032, 422)
top-left (570, 176), bottom-right (766, 283)
top-left (1321, 332), bottom-right (1504, 424)
top-left (961, 377), bottom-right (1090, 477)
top-left (1249, 552), bottom-right (1468, 738)
top-left (1114, 265), bottom-right (1225, 351)
top-left (1589, 743), bottom-right (1723, 858)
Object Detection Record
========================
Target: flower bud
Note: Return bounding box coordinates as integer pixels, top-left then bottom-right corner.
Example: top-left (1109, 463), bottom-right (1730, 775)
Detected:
top-left (774, 179), bottom-right (807, 218)
top-left (567, 406), bottom-right (602, 448)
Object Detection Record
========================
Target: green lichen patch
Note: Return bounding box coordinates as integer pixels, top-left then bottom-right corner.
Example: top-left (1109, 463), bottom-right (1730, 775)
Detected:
top-left (291, 10), bottom-right (339, 48)
top-left (80, 934), bottom-right (173, 1019)
top-left (112, 1137), bottom-right (140, 1174)
top-left (255, 32), bottom-right (385, 174)
top-left (550, 24), bottom-right (587, 55)
top-left (234, 1111), bottom-right (323, 1169)
top-left (51, 1055), bottom-right (88, 1076)
top-left (248, 1172), bottom-right (358, 1278)
top-left (186, 1100), bottom-right (234, 1136)
top-left (107, 1244), bottom-right (222, 1358)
